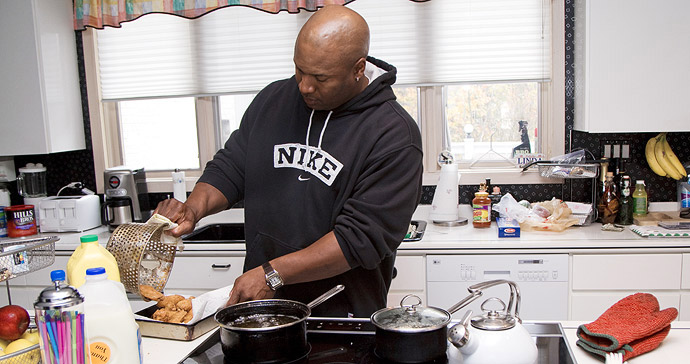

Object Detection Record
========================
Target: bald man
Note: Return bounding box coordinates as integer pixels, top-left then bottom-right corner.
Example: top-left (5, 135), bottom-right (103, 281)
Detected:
top-left (155, 5), bottom-right (423, 317)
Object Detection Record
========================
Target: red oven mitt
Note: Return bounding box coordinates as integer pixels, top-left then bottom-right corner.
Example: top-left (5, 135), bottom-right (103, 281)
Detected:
top-left (576, 325), bottom-right (672, 361)
top-left (576, 293), bottom-right (677, 351)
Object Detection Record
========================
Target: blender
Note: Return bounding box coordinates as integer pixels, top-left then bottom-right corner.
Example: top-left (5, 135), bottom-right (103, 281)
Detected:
top-left (17, 163), bottom-right (48, 226)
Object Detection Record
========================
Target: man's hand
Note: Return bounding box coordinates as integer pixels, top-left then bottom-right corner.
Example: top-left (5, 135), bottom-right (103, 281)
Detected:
top-left (153, 198), bottom-right (198, 237)
top-left (153, 182), bottom-right (229, 237)
top-left (226, 266), bottom-right (275, 306)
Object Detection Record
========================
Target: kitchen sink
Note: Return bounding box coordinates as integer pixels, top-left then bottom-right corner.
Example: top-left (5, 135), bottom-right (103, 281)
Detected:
top-left (182, 221), bottom-right (424, 244)
top-left (181, 223), bottom-right (245, 244)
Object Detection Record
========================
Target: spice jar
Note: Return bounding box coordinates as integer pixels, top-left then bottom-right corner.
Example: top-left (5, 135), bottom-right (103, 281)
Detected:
top-left (472, 190), bottom-right (492, 228)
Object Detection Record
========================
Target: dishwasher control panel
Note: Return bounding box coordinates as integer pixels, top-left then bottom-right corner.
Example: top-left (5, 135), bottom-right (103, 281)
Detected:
top-left (427, 254), bottom-right (568, 282)
top-left (426, 254), bottom-right (569, 320)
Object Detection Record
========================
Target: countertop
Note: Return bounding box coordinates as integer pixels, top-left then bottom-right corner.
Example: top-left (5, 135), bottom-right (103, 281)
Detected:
top-left (38, 204), bottom-right (690, 254)
top-left (140, 321), bottom-right (690, 364)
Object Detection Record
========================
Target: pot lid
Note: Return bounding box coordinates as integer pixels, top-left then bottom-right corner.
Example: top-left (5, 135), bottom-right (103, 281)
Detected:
top-left (470, 312), bottom-right (516, 331)
top-left (371, 295), bottom-right (451, 333)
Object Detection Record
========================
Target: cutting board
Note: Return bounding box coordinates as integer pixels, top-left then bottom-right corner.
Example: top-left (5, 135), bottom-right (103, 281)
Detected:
top-left (632, 211), bottom-right (685, 226)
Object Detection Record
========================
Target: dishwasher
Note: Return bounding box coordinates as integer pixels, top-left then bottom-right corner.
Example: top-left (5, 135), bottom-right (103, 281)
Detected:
top-left (427, 254), bottom-right (569, 320)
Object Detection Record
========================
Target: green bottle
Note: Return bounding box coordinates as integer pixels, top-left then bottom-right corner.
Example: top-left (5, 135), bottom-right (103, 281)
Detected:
top-left (632, 180), bottom-right (648, 217)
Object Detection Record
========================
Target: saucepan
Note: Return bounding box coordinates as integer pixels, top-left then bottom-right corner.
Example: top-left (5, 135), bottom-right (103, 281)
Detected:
top-left (370, 291), bottom-right (484, 363)
top-left (214, 284), bottom-right (345, 363)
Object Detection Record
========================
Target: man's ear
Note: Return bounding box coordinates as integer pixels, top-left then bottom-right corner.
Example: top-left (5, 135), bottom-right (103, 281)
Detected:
top-left (354, 57), bottom-right (366, 78)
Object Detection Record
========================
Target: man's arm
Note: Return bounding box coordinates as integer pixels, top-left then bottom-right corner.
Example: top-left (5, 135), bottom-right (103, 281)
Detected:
top-left (154, 182), bottom-right (229, 236)
top-left (227, 231), bottom-right (350, 304)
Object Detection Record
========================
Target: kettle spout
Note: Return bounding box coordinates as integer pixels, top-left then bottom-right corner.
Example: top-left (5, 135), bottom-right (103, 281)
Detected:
top-left (448, 311), bottom-right (478, 355)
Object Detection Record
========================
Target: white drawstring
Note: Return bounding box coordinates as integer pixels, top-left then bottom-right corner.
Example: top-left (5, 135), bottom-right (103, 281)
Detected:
top-left (305, 109), bottom-right (333, 150)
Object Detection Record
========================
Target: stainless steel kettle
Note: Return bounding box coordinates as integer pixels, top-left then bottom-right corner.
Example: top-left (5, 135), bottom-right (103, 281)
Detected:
top-left (447, 280), bottom-right (538, 364)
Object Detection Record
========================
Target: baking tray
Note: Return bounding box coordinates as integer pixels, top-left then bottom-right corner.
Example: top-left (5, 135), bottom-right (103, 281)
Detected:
top-left (134, 304), bottom-right (218, 341)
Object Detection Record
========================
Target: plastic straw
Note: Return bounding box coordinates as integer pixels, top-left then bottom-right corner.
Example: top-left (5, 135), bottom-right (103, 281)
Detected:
top-left (76, 313), bottom-right (83, 364)
top-left (46, 313), bottom-right (60, 363)
top-left (71, 311), bottom-right (77, 364)
top-left (38, 318), bottom-right (54, 364)
top-left (79, 313), bottom-right (86, 364)
top-left (64, 311), bottom-right (72, 364)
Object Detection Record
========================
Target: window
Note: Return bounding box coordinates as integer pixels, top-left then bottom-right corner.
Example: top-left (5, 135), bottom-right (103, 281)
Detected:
top-left (84, 0), bottom-right (564, 192)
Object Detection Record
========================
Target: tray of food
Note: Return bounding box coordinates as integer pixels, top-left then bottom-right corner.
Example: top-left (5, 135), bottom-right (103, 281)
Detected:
top-left (134, 286), bottom-right (218, 341)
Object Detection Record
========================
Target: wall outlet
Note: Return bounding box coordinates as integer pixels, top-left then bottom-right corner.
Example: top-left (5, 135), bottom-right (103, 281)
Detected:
top-left (600, 140), bottom-right (632, 160)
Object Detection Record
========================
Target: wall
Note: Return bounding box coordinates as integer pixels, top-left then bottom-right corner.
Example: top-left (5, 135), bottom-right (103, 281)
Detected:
top-left (6, 1), bottom-right (690, 208)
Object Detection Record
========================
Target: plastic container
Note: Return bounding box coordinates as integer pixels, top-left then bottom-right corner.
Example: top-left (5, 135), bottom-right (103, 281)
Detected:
top-left (632, 180), bottom-right (648, 217)
top-left (67, 235), bottom-right (120, 288)
top-left (472, 191), bottom-right (491, 228)
top-left (79, 267), bottom-right (142, 364)
top-left (34, 270), bottom-right (88, 364)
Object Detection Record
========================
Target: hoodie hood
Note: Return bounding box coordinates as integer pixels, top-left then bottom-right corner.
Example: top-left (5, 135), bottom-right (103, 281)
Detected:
top-left (308, 56), bottom-right (399, 117)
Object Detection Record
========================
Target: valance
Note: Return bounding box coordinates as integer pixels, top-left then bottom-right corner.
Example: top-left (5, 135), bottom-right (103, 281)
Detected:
top-left (74, 0), bottom-right (355, 30)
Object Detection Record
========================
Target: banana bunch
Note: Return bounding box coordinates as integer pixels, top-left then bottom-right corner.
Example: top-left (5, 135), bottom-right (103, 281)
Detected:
top-left (645, 133), bottom-right (687, 180)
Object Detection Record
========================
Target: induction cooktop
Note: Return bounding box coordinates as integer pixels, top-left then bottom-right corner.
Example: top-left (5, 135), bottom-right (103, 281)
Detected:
top-left (180, 318), bottom-right (576, 364)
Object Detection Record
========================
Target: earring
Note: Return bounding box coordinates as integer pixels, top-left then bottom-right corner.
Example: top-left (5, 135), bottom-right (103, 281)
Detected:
top-left (356, 77), bottom-right (360, 82)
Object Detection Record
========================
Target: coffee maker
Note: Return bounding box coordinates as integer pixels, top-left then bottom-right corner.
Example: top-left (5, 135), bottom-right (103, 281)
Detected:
top-left (103, 167), bottom-right (150, 231)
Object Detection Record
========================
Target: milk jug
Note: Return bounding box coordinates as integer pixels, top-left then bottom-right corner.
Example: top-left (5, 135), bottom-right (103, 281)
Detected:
top-left (80, 267), bottom-right (142, 364)
top-left (67, 234), bottom-right (120, 287)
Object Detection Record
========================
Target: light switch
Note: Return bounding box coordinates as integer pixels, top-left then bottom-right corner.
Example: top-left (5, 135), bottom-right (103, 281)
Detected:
top-left (603, 144), bottom-right (612, 158)
top-left (622, 144), bottom-right (630, 159)
top-left (613, 144), bottom-right (621, 158)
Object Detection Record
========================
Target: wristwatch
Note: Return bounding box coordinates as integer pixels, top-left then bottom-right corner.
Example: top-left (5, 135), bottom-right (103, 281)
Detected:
top-left (262, 262), bottom-right (284, 290)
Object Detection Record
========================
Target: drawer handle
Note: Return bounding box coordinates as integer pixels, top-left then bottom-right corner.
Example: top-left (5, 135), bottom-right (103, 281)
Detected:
top-left (212, 263), bottom-right (232, 269)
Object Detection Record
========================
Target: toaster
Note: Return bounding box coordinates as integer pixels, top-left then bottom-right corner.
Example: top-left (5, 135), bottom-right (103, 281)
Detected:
top-left (39, 195), bottom-right (102, 232)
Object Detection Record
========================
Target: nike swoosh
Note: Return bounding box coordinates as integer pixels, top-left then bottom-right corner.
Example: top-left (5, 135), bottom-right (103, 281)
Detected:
top-left (298, 175), bottom-right (310, 181)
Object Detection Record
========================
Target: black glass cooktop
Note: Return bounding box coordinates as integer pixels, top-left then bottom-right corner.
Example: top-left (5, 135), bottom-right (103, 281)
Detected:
top-left (180, 318), bottom-right (576, 364)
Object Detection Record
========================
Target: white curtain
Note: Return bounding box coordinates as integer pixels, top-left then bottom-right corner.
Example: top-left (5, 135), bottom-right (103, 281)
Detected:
top-left (97, 0), bottom-right (551, 101)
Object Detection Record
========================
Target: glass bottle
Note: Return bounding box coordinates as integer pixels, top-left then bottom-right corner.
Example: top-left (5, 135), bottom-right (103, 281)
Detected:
top-left (597, 172), bottom-right (619, 224)
top-left (616, 175), bottom-right (633, 225)
top-left (679, 162), bottom-right (690, 219)
top-left (472, 183), bottom-right (491, 228)
top-left (632, 180), bottom-right (648, 217)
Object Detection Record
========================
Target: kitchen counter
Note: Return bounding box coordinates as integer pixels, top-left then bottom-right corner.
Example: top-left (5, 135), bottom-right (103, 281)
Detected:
top-left (40, 204), bottom-right (690, 254)
top-left (140, 321), bottom-right (690, 364)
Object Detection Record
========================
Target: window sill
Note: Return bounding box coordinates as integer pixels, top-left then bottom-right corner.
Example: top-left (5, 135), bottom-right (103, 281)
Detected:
top-left (422, 168), bottom-right (562, 186)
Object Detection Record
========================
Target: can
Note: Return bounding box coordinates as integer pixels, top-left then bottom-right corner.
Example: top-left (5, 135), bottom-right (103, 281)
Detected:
top-left (6, 205), bottom-right (38, 237)
top-left (0, 207), bottom-right (7, 237)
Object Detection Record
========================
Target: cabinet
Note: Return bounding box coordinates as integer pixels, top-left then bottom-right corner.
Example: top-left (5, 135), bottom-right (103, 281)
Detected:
top-left (163, 254), bottom-right (245, 297)
top-left (573, 0), bottom-right (690, 132)
top-left (0, 0), bottom-right (85, 156)
top-left (570, 253), bottom-right (683, 321)
top-left (387, 255), bottom-right (426, 307)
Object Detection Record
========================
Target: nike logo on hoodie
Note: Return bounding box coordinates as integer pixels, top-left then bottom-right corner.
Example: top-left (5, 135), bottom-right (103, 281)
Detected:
top-left (274, 143), bottom-right (342, 186)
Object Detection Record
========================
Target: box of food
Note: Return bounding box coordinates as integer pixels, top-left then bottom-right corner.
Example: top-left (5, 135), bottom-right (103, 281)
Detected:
top-left (134, 304), bottom-right (217, 341)
top-left (497, 218), bottom-right (521, 238)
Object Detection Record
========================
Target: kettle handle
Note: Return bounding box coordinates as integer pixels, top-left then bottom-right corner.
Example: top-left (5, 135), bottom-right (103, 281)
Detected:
top-left (467, 279), bottom-right (522, 323)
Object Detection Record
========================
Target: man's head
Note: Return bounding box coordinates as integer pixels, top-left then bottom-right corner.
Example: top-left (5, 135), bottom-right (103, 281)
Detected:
top-left (294, 5), bottom-right (370, 110)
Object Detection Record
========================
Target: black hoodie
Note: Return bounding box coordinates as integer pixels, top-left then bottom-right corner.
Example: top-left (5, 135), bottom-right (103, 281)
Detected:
top-left (198, 57), bottom-right (423, 317)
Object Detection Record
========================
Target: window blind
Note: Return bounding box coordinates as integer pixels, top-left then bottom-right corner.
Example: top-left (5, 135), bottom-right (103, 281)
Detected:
top-left (97, 0), bottom-right (551, 101)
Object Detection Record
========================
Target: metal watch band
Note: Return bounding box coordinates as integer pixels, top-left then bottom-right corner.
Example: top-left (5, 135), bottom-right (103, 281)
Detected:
top-left (262, 262), bottom-right (284, 290)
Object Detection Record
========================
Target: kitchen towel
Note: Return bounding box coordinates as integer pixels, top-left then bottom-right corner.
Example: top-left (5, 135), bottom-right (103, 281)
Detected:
top-left (576, 293), bottom-right (677, 361)
top-left (146, 213), bottom-right (185, 251)
top-left (188, 284), bottom-right (233, 324)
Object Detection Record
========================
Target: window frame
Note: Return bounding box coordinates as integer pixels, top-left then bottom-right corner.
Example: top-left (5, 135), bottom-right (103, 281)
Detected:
top-left (83, 0), bottom-right (565, 193)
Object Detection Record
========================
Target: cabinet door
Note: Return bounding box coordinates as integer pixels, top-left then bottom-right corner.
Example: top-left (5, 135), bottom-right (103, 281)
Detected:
top-left (387, 255), bottom-right (425, 306)
top-left (681, 294), bottom-right (690, 321)
top-left (573, 0), bottom-right (690, 132)
top-left (572, 254), bottom-right (682, 290)
top-left (164, 255), bottom-right (245, 297)
top-left (571, 292), bottom-right (680, 321)
top-left (682, 254), bottom-right (690, 290)
top-left (0, 0), bottom-right (84, 155)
